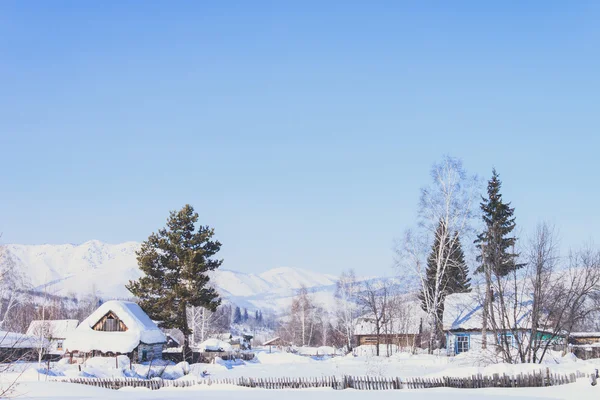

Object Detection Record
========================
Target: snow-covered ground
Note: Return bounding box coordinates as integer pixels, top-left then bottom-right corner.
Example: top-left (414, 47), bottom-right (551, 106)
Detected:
top-left (3, 349), bottom-right (600, 399)
top-left (192, 348), bottom-right (598, 380)
top-left (8, 377), bottom-right (600, 400)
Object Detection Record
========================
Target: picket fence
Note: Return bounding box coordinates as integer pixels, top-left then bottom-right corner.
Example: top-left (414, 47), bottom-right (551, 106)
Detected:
top-left (55, 369), bottom-right (586, 391)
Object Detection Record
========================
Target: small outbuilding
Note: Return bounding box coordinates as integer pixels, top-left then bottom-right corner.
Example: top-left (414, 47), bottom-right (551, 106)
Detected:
top-left (353, 301), bottom-right (426, 349)
top-left (262, 336), bottom-right (289, 352)
top-left (568, 332), bottom-right (600, 359)
top-left (26, 319), bottom-right (79, 356)
top-left (63, 300), bottom-right (166, 362)
top-left (0, 330), bottom-right (47, 362)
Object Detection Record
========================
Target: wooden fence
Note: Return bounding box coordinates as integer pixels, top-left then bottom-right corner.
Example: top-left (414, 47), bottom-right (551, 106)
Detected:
top-left (162, 351), bottom-right (255, 364)
top-left (54, 369), bottom-right (586, 391)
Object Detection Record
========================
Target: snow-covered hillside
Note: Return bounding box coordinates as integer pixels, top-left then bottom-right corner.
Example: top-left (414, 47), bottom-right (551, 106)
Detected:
top-left (2, 241), bottom-right (342, 314)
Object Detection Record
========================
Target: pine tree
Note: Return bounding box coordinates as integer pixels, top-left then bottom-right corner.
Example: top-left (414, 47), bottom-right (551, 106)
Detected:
top-left (126, 204), bottom-right (222, 362)
top-left (448, 232), bottom-right (471, 293)
top-left (475, 169), bottom-right (522, 276)
top-left (233, 306), bottom-right (242, 324)
top-left (258, 310), bottom-right (263, 324)
top-left (418, 221), bottom-right (448, 340)
top-left (474, 169), bottom-right (522, 349)
top-left (254, 310), bottom-right (259, 320)
top-left (419, 223), bottom-right (471, 339)
top-left (243, 308), bottom-right (249, 322)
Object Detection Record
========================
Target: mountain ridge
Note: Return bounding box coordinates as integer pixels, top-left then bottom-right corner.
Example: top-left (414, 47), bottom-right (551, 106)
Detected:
top-left (1, 240), bottom-right (350, 314)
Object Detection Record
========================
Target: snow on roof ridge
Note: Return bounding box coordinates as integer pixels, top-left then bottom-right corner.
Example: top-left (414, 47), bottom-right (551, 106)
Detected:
top-left (64, 300), bottom-right (166, 354)
top-left (26, 319), bottom-right (79, 338)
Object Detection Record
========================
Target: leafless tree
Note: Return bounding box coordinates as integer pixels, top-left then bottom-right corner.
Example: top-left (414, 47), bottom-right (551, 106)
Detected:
top-left (279, 286), bottom-right (322, 347)
top-left (334, 269), bottom-right (359, 351)
top-left (398, 156), bottom-right (478, 353)
top-left (187, 303), bottom-right (231, 346)
top-left (487, 224), bottom-right (600, 363)
top-left (0, 239), bottom-right (30, 397)
top-left (356, 279), bottom-right (393, 356)
top-left (0, 249), bottom-right (27, 331)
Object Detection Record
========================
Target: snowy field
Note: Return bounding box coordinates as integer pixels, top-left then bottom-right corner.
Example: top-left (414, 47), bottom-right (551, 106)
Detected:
top-left (3, 349), bottom-right (600, 399)
top-left (10, 380), bottom-right (600, 400)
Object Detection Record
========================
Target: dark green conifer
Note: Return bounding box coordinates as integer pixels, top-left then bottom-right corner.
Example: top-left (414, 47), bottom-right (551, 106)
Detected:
top-left (419, 222), bottom-right (471, 344)
top-left (475, 169), bottom-right (523, 276)
top-left (127, 204), bottom-right (222, 362)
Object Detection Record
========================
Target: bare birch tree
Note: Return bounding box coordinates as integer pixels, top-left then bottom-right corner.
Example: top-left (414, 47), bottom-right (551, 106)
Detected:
top-left (356, 279), bottom-right (393, 356)
top-left (285, 286), bottom-right (320, 347)
top-left (334, 269), bottom-right (359, 351)
top-left (399, 156), bottom-right (478, 353)
top-left (187, 304), bottom-right (231, 346)
top-left (0, 249), bottom-right (26, 331)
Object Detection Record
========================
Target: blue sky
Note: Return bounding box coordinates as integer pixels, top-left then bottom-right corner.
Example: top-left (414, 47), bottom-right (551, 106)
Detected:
top-left (1, 2), bottom-right (599, 276)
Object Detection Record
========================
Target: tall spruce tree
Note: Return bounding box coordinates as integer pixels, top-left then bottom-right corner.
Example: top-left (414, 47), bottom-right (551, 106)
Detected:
top-left (474, 169), bottom-right (521, 349)
top-left (127, 204), bottom-right (222, 362)
top-left (243, 308), bottom-right (249, 322)
top-left (475, 169), bottom-right (522, 276)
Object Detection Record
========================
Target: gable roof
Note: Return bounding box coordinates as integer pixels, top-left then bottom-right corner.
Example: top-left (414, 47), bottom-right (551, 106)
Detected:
top-left (64, 300), bottom-right (166, 354)
top-left (263, 337), bottom-right (284, 346)
top-left (443, 292), bottom-right (534, 331)
top-left (354, 301), bottom-right (427, 336)
top-left (26, 320), bottom-right (79, 339)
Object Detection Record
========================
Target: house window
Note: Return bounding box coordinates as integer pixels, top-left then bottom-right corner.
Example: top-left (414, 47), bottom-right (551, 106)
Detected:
top-left (103, 315), bottom-right (119, 331)
top-left (456, 334), bottom-right (470, 354)
top-left (57, 340), bottom-right (63, 351)
top-left (497, 333), bottom-right (515, 347)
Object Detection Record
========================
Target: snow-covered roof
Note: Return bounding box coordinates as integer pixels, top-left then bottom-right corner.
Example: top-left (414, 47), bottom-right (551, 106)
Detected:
top-left (354, 301), bottom-right (426, 335)
top-left (64, 300), bottom-right (166, 354)
top-left (263, 337), bottom-right (283, 346)
top-left (197, 338), bottom-right (232, 352)
top-left (443, 292), bottom-right (534, 331)
top-left (26, 320), bottom-right (79, 339)
top-left (570, 332), bottom-right (600, 338)
top-left (0, 331), bottom-right (48, 349)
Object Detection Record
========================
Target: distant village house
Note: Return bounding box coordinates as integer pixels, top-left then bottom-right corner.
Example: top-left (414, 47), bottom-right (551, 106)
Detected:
top-left (0, 330), bottom-right (48, 362)
top-left (568, 332), bottom-right (600, 360)
top-left (26, 319), bottom-right (79, 358)
top-left (353, 301), bottom-right (426, 349)
top-left (443, 292), bottom-right (559, 355)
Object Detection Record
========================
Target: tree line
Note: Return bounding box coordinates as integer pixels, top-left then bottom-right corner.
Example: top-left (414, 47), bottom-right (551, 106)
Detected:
top-left (3, 158), bottom-right (600, 364)
top-left (400, 157), bottom-right (600, 362)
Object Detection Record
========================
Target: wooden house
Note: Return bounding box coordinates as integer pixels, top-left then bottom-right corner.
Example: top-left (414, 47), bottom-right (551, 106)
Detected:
top-left (165, 333), bottom-right (181, 349)
top-left (0, 330), bottom-right (47, 362)
top-left (443, 292), bottom-right (559, 355)
top-left (568, 332), bottom-right (600, 359)
top-left (26, 319), bottom-right (79, 356)
top-left (353, 301), bottom-right (426, 349)
top-left (63, 300), bottom-right (166, 362)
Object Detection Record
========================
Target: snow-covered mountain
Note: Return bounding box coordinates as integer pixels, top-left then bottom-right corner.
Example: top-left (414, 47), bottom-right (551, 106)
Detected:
top-left (1, 241), bottom-right (343, 314)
